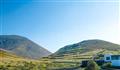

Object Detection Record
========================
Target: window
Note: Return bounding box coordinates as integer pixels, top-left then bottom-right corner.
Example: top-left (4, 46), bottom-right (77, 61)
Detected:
top-left (106, 57), bottom-right (110, 60)
top-left (111, 56), bottom-right (120, 60)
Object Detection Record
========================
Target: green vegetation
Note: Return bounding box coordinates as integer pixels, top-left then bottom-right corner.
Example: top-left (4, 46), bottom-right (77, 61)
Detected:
top-left (0, 58), bottom-right (80, 70)
top-left (1, 51), bottom-right (120, 70)
top-left (84, 60), bottom-right (100, 70)
top-left (0, 61), bottom-right (48, 70)
top-left (101, 62), bottom-right (112, 69)
top-left (0, 50), bottom-right (79, 70)
top-left (1, 38), bottom-right (120, 70)
top-left (54, 39), bottom-right (120, 56)
top-left (0, 50), bottom-right (48, 70)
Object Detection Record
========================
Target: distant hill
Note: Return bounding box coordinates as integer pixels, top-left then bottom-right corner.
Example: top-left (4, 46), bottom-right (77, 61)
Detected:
top-left (0, 35), bottom-right (51, 59)
top-left (0, 49), bottom-right (20, 58)
top-left (54, 39), bottom-right (120, 56)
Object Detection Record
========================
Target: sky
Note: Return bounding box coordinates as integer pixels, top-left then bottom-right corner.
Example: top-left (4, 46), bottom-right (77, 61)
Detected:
top-left (0, 0), bottom-right (120, 52)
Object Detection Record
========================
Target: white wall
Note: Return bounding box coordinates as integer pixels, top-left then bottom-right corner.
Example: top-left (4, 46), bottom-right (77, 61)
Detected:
top-left (104, 54), bottom-right (111, 62)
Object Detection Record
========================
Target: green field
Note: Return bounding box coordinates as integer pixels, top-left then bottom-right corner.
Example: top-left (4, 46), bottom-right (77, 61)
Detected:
top-left (1, 48), bottom-right (120, 70)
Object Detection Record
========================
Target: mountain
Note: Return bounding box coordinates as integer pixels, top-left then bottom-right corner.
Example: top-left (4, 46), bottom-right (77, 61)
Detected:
top-left (0, 35), bottom-right (51, 59)
top-left (54, 39), bottom-right (120, 56)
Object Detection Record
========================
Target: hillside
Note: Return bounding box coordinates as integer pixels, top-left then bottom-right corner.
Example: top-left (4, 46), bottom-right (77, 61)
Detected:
top-left (0, 49), bottom-right (20, 58)
top-left (54, 39), bottom-right (120, 56)
top-left (0, 49), bottom-right (53, 70)
top-left (0, 35), bottom-right (51, 59)
top-left (1, 38), bottom-right (120, 70)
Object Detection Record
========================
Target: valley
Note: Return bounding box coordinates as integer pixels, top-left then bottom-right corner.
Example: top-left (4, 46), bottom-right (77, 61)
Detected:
top-left (0, 35), bottom-right (120, 70)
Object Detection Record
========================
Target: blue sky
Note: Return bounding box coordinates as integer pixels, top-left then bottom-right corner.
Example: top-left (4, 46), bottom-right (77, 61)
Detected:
top-left (0, 0), bottom-right (120, 52)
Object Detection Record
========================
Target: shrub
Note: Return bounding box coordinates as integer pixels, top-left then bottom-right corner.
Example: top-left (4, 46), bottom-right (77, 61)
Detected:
top-left (102, 62), bottom-right (112, 69)
top-left (84, 60), bottom-right (100, 70)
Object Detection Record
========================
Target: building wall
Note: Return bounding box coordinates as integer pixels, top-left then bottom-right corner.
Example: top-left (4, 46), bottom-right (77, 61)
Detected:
top-left (104, 54), bottom-right (111, 62)
top-left (111, 60), bottom-right (120, 66)
top-left (104, 54), bottom-right (120, 66)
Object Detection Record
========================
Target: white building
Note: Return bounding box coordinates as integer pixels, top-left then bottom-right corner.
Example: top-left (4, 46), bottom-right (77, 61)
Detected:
top-left (104, 54), bottom-right (120, 67)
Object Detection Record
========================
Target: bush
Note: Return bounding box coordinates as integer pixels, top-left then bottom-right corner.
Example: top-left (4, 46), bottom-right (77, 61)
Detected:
top-left (102, 62), bottom-right (112, 69)
top-left (84, 60), bottom-right (100, 70)
top-left (0, 61), bottom-right (49, 70)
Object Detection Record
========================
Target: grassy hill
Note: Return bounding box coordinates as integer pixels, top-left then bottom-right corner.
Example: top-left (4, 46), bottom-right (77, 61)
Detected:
top-left (53, 39), bottom-right (120, 56)
top-left (43, 40), bottom-right (120, 70)
top-left (49, 39), bottom-right (120, 68)
top-left (0, 35), bottom-right (51, 59)
top-left (0, 49), bottom-right (52, 70)
top-left (0, 35), bottom-right (77, 70)
top-left (0, 49), bottom-right (20, 58)
top-left (1, 39), bottom-right (120, 70)
top-left (0, 49), bottom-right (77, 70)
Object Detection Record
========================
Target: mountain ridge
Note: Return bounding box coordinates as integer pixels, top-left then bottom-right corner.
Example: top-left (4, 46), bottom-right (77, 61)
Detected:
top-left (54, 39), bottom-right (120, 56)
top-left (0, 35), bottom-right (52, 59)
